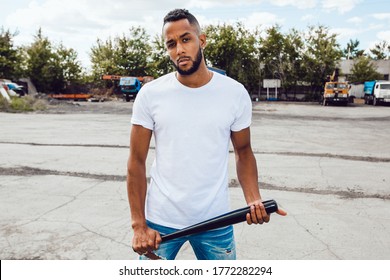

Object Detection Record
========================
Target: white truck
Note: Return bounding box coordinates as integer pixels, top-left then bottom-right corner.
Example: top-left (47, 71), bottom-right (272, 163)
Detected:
top-left (364, 80), bottom-right (390, 106)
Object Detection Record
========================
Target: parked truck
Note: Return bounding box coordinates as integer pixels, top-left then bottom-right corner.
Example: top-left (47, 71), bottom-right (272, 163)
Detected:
top-left (364, 80), bottom-right (390, 106)
top-left (322, 68), bottom-right (349, 106)
top-left (101, 75), bottom-right (153, 102)
top-left (322, 82), bottom-right (350, 106)
top-left (119, 77), bottom-right (141, 102)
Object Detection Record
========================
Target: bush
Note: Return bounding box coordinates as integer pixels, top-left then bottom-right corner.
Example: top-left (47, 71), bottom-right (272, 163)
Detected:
top-left (0, 95), bottom-right (10, 111)
top-left (10, 97), bottom-right (33, 111)
top-left (0, 95), bottom-right (47, 112)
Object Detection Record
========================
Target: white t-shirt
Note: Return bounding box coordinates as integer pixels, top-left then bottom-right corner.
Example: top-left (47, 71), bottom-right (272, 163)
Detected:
top-left (131, 72), bottom-right (252, 229)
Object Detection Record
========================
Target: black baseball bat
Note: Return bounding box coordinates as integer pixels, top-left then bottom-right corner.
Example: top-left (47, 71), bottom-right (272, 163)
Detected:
top-left (161, 199), bottom-right (278, 242)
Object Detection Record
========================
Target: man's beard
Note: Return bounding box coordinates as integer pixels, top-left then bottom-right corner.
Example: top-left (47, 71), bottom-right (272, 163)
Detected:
top-left (173, 47), bottom-right (203, 76)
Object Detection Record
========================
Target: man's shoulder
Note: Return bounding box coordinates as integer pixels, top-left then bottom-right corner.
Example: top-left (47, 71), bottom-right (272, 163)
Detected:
top-left (211, 72), bottom-right (247, 94)
top-left (143, 72), bottom-right (175, 89)
top-left (136, 72), bottom-right (175, 101)
top-left (213, 72), bottom-right (244, 86)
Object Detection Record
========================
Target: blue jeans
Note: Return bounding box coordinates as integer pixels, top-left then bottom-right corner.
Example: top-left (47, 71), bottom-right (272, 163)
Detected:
top-left (140, 220), bottom-right (236, 260)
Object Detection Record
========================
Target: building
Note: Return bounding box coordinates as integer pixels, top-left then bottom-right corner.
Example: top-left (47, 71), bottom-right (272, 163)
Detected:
top-left (339, 59), bottom-right (390, 81)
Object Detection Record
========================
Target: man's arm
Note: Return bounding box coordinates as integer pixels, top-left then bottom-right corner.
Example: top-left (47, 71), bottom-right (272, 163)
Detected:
top-left (127, 124), bottom-right (161, 255)
top-left (231, 127), bottom-right (286, 225)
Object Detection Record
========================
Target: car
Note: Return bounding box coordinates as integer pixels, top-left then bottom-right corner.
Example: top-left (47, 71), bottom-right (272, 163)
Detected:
top-left (5, 82), bottom-right (26, 96)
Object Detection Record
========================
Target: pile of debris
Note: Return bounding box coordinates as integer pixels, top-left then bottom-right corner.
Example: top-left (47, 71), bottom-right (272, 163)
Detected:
top-left (0, 78), bottom-right (48, 112)
top-left (0, 79), bottom-right (27, 102)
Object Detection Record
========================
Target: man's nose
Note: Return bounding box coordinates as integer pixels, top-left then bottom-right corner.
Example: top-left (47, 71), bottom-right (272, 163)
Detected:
top-left (176, 42), bottom-right (185, 55)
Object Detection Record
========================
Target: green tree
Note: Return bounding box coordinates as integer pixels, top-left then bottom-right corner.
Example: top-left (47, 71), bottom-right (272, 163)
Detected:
top-left (342, 39), bottom-right (365, 59)
top-left (282, 29), bottom-right (306, 98)
top-left (90, 37), bottom-right (116, 81)
top-left (204, 23), bottom-right (260, 94)
top-left (348, 56), bottom-right (383, 82)
top-left (259, 26), bottom-right (305, 98)
top-left (259, 25), bottom-right (285, 79)
top-left (90, 26), bottom-right (153, 83)
top-left (302, 25), bottom-right (342, 93)
top-left (0, 27), bottom-right (23, 79)
top-left (114, 26), bottom-right (152, 76)
top-left (370, 40), bottom-right (390, 60)
top-left (45, 43), bottom-right (84, 92)
top-left (149, 34), bottom-right (173, 77)
top-left (24, 29), bottom-right (83, 93)
top-left (55, 43), bottom-right (83, 89)
top-left (24, 28), bottom-right (54, 92)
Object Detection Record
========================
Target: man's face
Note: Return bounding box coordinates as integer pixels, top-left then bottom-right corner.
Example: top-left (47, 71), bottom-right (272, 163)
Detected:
top-left (163, 19), bottom-right (205, 76)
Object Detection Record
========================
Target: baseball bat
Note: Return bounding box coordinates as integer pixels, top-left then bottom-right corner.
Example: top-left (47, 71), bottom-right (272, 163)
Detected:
top-left (161, 199), bottom-right (278, 243)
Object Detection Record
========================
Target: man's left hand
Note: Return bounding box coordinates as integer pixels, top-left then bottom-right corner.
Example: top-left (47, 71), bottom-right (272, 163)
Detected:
top-left (246, 200), bottom-right (287, 225)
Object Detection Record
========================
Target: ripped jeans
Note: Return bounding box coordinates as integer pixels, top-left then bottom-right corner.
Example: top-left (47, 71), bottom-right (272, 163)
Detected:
top-left (139, 220), bottom-right (236, 260)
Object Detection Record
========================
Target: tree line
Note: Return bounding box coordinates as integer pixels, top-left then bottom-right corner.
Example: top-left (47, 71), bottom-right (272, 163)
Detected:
top-left (1, 24), bottom-right (389, 97)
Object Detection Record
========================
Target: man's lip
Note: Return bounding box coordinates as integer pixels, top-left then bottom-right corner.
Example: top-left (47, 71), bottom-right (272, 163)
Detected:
top-left (177, 57), bottom-right (190, 64)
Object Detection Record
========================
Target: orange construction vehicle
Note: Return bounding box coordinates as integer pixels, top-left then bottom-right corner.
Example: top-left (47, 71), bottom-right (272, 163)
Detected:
top-left (322, 68), bottom-right (350, 106)
top-left (101, 75), bottom-right (154, 84)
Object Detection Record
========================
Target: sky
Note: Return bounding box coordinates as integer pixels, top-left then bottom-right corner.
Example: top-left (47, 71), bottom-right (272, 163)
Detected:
top-left (1, 0), bottom-right (389, 71)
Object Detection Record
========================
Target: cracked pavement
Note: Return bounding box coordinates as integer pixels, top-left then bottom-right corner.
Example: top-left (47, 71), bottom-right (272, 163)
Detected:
top-left (0, 101), bottom-right (390, 259)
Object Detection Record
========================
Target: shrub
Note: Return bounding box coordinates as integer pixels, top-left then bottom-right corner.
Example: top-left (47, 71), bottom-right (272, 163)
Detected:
top-left (10, 97), bottom-right (33, 111)
top-left (0, 95), bottom-right (47, 112)
top-left (0, 95), bottom-right (10, 111)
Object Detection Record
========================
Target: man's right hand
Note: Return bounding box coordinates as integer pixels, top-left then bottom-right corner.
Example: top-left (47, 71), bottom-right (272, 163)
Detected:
top-left (132, 224), bottom-right (162, 256)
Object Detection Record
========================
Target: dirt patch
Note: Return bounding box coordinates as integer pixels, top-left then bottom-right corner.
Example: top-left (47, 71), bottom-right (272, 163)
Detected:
top-left (2, 141), bottom-right (389, 163)
top-left (0, 166), bottom-right (125, 182)
top-left (1, 166), bottom-right (389, 200)
top-left (43, 100), bottom-right (133, 115)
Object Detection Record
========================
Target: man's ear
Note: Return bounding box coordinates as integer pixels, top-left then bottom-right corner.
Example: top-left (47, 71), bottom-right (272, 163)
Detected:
top-left (199, 34), bottom-right (207, 49)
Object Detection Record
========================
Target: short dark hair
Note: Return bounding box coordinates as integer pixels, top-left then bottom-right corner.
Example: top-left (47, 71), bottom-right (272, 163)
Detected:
top-left (163, 9), bottom-right (201, 33)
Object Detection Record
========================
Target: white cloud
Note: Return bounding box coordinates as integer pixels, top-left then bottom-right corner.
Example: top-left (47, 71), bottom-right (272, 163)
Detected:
top-left (330, 27), bottom-right (361, 40)
top-left (330, 23), bottom-right (384, 48)
top-left (272, 0), bottom-right (317, 9)
top-left (5, 0), bottom-right (210, 32)
top-left (193, 0), bottom-right (318, 9)
top-left (7, 1), bottom-right (106, 30)
top-left (244, 12), bottom-right (285, 29)
top-left (347, 17), bottom-right (363, 25)
top-left (188, 0), bottom-right (318, 10)
top-left (321, 0), bottom-right (363, 14)
top-left (195, 11), bottom-right (283, 33)
top-left (377, 30), bottom-right (390, 41)
top-left (188, 0), bottom-right (262, 9)
top-left (301, 14), bottom-right (315, 22)
top-left (371, 13), bottom-right (390, 22)
top-left (331, 22), bottom-right (383, 38)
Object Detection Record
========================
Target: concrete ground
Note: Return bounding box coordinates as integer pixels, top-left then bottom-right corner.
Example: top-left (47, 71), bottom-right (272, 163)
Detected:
top-left (0, 101), bottom-right (389, 260)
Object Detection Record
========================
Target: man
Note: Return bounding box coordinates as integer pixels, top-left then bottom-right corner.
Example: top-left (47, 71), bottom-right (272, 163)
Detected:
top-left (127, 8), bottom-right (286, 260)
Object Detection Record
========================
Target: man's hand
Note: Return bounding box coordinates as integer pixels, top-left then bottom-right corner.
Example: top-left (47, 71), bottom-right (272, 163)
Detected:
top-left (246, 200), bottom-right (287, 225)
top-left (132, 224), bottom-right (162, 257)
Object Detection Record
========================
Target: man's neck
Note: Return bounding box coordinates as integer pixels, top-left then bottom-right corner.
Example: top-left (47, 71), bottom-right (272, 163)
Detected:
top-left (176, 64), bottom-right (213, 88)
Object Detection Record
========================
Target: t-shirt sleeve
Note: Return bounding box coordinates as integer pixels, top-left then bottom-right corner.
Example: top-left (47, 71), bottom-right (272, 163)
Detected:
top-left (131, 87), bottom-right (154, 130)
top-left (230, 86), bottom-right (252, 132)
